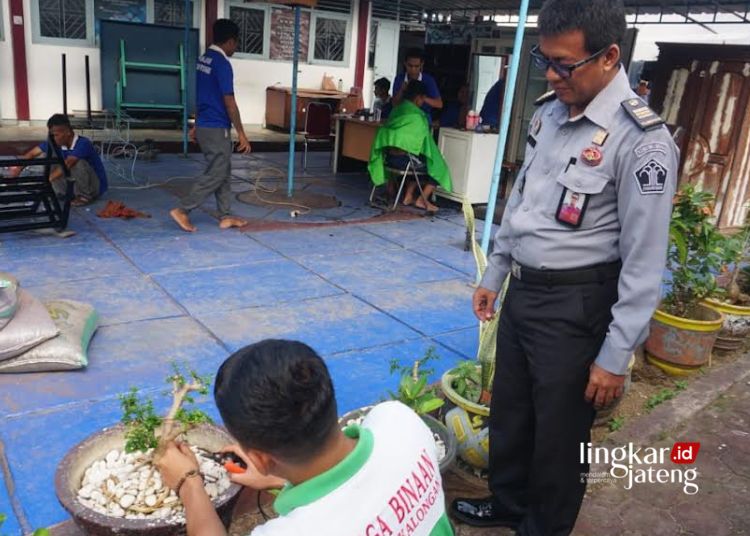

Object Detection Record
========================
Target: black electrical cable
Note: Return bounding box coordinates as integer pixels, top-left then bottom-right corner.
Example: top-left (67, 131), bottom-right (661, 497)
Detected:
top-left (258, 490), bottom-right (270, 521)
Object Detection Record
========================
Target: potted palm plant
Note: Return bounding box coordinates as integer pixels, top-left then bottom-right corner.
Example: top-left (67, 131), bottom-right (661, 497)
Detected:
top-left (645, 186), bottom-right (725, 375)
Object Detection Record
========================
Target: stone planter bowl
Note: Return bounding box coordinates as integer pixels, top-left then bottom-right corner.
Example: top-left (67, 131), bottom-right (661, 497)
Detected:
top-left (55, 423), bottom-right (243, 536)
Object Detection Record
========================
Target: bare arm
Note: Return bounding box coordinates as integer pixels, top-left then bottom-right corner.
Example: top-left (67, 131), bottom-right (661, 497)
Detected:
top-left (49, 155), bottom-right (78, 182)
top-left (180, 478), bottom-right (227, 536)
top-left (8, 146), bottom-right (44, 177)
top-left (424, 95), bottom-right (443, 109)
top-left (223, 95), bottom-right (251, 153)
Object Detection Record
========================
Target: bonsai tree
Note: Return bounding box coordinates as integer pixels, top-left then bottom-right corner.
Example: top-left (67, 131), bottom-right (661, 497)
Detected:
top-left (717, 222), bottom-right (750, 304)
top-left (120, 363), bottom-right (212, 454)
top-left (389, 348), bottom-right (444, 415)
top-left (663, 186), bottom-right (727, 318)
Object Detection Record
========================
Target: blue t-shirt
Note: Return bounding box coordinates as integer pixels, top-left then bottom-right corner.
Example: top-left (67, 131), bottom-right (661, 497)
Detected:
top-left (196, 46), bottom-right (234, 128)
top-left (480, 79), bottom-right (505, 128)
top-left (41, 135), bottom-right (108, 194)
top-left (393, 72), bottom-right (440, 121)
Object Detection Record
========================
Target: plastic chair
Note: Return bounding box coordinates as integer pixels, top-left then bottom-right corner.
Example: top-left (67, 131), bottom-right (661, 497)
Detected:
top-left (301, 102), bottom-right (333, 170)
top-left (369, 150), bottom-right (428, 211)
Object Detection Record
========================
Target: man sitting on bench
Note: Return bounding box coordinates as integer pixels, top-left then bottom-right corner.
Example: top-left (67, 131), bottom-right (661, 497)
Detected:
top-left (8, 114), bottom-right (108, 207)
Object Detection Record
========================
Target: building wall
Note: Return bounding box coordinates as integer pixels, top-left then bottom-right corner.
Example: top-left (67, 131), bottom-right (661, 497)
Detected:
top-left (0, 0), bottom-right (17, 121)
top-left (216, 2), bottom-right (362, 125)
top-left (10, 0), bottom-right (364, 124)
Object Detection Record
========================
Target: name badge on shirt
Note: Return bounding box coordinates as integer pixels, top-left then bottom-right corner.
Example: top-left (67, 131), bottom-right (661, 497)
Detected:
top-left (555, 187), bottom-right (589, 228)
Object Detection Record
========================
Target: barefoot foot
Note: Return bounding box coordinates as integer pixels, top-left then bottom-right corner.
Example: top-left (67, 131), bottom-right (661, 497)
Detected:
top-left (170, 208), bottom-right (197, 232)
top-left (219, 216), bottom-right (248, 229)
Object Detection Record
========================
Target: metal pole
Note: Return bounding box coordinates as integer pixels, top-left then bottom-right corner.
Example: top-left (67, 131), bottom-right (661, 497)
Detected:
top-left (85, 55), bottom-right (92, 125)
top-left (480, 0), bottom-right (530, 255)
top-left (287, 6), bottom-right (301, 197)
top-left (182, 0), bottom-right (190, 156)
top-left (62, 54), bottom-right (67, 117)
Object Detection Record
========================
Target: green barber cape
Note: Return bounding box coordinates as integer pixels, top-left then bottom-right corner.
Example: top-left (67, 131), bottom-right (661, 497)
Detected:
top-left (368, 101), bottom-right (453, 192)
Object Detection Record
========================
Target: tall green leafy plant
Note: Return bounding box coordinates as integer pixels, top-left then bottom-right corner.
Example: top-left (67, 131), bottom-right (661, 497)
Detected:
top-left (389, 348), bottom-right (445, 415)
top-left (664, 186), bottom-right (726, 318)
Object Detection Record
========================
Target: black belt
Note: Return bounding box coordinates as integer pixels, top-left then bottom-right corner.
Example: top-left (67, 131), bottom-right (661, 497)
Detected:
top-left (510, 259), bottom-right (621, 286)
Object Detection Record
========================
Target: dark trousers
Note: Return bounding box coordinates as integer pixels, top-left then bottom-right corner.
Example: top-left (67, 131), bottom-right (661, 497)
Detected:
top-left (489, 274), bottom-right (618, 536)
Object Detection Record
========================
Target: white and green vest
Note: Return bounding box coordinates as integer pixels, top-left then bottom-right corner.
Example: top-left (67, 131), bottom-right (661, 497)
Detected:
top-left (252, 401), bottom-right (453, 536)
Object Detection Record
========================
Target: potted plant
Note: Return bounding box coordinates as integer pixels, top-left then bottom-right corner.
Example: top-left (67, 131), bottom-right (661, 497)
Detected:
top-left (704, 222), bottom-right (750, 350)
top-left (55, 365), bottom-right (243, 535)
top-left (645, 186), bottom-right (725, 375)
top-left (339, 348), bottom-right (457, 474)
top-left (436, 201), bottom-right (504, 470)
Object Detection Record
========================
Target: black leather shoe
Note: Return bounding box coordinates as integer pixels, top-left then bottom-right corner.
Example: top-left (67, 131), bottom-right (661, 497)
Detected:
top-left (450, 497), bottom-right (523, 528)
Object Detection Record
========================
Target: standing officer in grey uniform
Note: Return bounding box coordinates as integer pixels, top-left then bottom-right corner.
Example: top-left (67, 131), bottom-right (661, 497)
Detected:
top-left (451, 1), bottom-right (678, 535)
top-left (171, 19), bottom-right (251, 233)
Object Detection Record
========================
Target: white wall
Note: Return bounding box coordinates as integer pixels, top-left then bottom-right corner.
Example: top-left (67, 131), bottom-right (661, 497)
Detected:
top-left (12, 0), bottom-right (363, 123)
top-left (219, 2), bottom-right (361, 125)
top-left (0, 0), bottom-right (17, 121)
top-left (22, 0), bottom-right (101, 122)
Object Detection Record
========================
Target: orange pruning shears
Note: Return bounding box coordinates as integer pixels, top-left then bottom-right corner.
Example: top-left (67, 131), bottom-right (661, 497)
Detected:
top-left (207, 452), bottom-right (247, 474)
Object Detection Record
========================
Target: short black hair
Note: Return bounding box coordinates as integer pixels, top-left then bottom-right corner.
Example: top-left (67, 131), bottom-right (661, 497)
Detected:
top-left (214, 340), bottom-right (338, 463)
top-left (538, 0), bottom-right (626, 54)
top-left (404, 48), bottom-right (425, 62)
top-left (47, 114), bottom-right (71, 130)
top-left (213, 18), bottom-right (240, 45)
top-left (403, 80), bottom-right (427, 102)
top-left (374, 77), bottom-right (391, 92)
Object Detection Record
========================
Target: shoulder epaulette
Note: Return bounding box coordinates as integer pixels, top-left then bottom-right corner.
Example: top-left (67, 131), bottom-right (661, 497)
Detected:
top-left (534, 90), bottom-right (556, 106)
top-left (621, 98), bottom-right (665, 131)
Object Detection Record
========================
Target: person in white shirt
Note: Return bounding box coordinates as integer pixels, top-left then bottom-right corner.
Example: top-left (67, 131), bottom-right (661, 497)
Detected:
top-left (156, 339), bottom-right (454, 536)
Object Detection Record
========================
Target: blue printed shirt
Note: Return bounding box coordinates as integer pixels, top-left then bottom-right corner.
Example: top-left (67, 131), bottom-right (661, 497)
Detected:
top-left (40, 135), bottom-right (108, 194)
top-left (393, 72), bottom-right (441, 121)
top-left (196, 45), bottom-right (234, 128)
top-left (480, 79), bottom-right (505, 128)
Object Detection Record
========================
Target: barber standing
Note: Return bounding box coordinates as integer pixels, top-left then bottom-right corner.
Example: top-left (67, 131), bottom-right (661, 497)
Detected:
top-left (451, 1), bottom-right (678, 535)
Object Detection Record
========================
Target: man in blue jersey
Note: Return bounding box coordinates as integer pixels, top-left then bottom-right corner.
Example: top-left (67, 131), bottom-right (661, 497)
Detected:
top-left (392, 48), bottom-right (443, 122)
top-left (8, 114), bottom-right (107, 206)
top-left (170, 19), bottom-right (251, 233)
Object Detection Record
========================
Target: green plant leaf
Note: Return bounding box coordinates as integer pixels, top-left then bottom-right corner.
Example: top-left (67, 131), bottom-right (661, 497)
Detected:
top-left (410, 376), bottom-right (428, 399)
top-left (417, 398), bottom-right (445, 415)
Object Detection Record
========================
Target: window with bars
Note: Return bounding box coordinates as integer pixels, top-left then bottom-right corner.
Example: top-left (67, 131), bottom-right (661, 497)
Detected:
top-left (230, 5), bottom-right (267, 56)
top-left (39, 0), bottom-right (88, 40)
top-left (154, 0), bottom-right (194, 27)
top-left (312, 14), bottom-right (347, 63)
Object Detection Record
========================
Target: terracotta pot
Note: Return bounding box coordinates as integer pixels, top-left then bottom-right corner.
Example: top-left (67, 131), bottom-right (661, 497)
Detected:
top-left (703, 298), bottom-right (750, 351)
top-left (55, 423), bottom-right (242, 536)
top-left (645, 304), bottom-right (724, 374)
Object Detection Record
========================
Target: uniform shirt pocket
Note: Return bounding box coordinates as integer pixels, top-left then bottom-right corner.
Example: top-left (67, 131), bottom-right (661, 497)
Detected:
top-left (547, 167), bottom-right (611, 228)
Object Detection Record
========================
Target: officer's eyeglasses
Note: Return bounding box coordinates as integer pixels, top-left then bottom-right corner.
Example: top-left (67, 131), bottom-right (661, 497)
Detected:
top-left (530, 45), bottom-right (608, 79)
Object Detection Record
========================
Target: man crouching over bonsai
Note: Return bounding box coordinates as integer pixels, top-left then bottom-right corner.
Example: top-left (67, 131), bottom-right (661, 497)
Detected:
top-left (156, 339), bottom-right (454, 536)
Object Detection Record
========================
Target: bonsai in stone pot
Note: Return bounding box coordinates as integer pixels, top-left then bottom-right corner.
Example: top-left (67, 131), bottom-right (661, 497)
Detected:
top-left (645, 186), bottom-right (725, 375)
top-left (704, 221), bottom-right (750, 351)
top-left (55, 365), bottom-right (242, 535)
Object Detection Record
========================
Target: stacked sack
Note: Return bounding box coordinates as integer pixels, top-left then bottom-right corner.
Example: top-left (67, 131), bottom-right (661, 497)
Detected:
top-left (0, 272), bottom-right (99, 373)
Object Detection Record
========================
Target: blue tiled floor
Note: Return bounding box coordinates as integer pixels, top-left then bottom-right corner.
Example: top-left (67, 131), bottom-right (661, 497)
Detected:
top-left (0, 154), bottom-right (490, 533)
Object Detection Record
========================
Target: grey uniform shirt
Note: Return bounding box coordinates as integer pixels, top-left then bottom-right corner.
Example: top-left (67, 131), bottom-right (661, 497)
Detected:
top-left (481, 68), bottom-right (679, 375)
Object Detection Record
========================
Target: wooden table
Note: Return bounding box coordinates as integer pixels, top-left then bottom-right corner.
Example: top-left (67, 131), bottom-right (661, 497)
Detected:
top-left (332, 116), bottom-right (381, 174)
top-left (265, 86), bottom-right (359, 131)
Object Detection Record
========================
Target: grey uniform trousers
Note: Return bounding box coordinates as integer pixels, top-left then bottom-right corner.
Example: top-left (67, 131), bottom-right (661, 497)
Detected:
top-left (52, 159), bottom-right (100, 200)
top-left (181, 127), bottom-right (233, 217)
